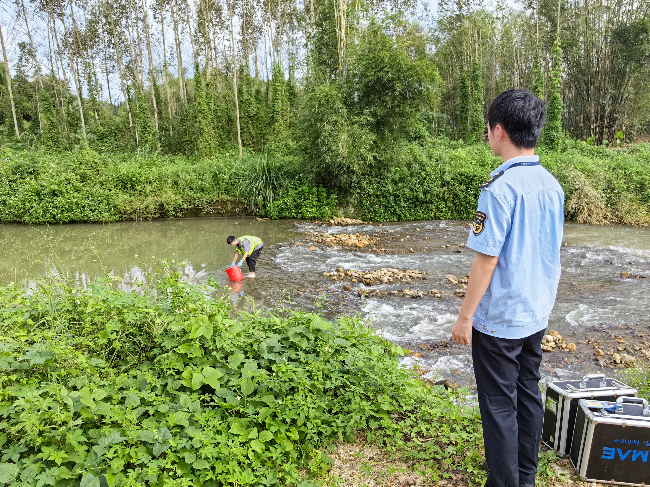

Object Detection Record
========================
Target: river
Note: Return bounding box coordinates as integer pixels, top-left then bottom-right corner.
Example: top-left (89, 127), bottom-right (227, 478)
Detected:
top-left (1, 217), bottom-right (649, 389)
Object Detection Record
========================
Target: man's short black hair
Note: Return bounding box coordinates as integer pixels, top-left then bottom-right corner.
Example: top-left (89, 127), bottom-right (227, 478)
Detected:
top-left (227, 235), bottom-right (236, 244)
top-left (487, 89), bottom-right (547, 149)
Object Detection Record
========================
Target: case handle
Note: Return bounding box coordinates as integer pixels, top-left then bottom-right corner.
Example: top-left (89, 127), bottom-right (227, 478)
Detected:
top-left (582, 374), bottom-right (606, 380)
top-left (580, 374), bottom-right (607, 389)
top-left (615, 396), bottom-right (649, 416)
top-left (616, 397), bottom-right (647, 406)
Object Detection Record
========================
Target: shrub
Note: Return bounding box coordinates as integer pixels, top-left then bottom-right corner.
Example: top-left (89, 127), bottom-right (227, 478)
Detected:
top-left (264, 185), bottom-right (337, 220)
top-left (0, 266), bottom-right (487, 486)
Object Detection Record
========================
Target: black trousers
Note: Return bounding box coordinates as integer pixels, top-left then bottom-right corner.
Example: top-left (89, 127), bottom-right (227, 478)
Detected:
top-left (245, 246), bottom-right (262, 272)
top-left (472, 327), bottom-right (546, 487)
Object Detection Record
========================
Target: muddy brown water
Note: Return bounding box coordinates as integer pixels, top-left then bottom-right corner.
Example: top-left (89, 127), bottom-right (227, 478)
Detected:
top-left (1, 217), bottom-right (649, 389)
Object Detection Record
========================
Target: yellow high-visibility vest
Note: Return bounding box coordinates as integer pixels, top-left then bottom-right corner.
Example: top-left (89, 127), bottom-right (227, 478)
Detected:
top-left (236, 236), bottom-right (262, 257)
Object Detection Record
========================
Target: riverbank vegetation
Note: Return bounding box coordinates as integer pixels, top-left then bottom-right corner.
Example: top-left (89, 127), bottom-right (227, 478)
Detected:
top-left (2, 0), bottom-right (650, 225)
top-left (1, 140), bottom-right (649, 225)
top-left (0, 265), bottom-right (496, 486)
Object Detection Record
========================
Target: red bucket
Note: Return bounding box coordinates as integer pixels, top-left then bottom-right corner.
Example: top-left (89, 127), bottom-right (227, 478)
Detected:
top-left (225, 266), bottom-right (244, 282)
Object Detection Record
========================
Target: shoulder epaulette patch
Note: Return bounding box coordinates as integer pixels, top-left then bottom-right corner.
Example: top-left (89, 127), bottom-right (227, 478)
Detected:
top-left (479, 171), bottom-right (504, 188)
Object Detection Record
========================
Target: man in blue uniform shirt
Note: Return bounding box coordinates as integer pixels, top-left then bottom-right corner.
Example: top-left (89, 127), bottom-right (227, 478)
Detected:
top-left (452, 89), bottom-right (564, 487)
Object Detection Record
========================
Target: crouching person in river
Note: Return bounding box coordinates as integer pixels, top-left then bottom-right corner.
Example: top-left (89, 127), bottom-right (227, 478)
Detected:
top-left (228, 235), bottom-right (263, 278)
top-left (451, 90), bottom-right (564, 487)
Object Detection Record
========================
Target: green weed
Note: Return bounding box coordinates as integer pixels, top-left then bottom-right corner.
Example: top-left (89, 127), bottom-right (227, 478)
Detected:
top-left (0, 265), bottom-right (486, 486)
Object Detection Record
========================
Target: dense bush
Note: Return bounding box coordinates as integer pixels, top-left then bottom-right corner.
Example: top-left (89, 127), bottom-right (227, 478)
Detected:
top-left (0, 145), bottom-right (237, 223)
top-left (354, 140), bottom-right (650, 224)
top-left (354, 141), bottom-right (495, 221)
top-left (264, 185), bottom-right (337, 220)
top-left (1, 140), bottom-right (650, 225)
top-left (0, 266), bottom-right (487, 486)
top-left (542, 140), bottom-right (650, 225)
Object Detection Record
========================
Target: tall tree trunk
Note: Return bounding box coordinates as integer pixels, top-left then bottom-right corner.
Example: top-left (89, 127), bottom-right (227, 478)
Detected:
top-left (200, 0), bottom-right (213, 80)
top-left (108, 3), bottom-right (134, 130)
top-left (0, 25), bottom-right (20, 139)
top-left (229, 0), bottom-right (243, 157)
top-left (158, 0), bottom-right (173, 135)
top-left (184, 0), bottom-right (198, 67)
top-left (79, 6), bottom-right (101, 125)
top-left (47, 3), bottom-right (70, 136)
top-left (20, 0), bottom-right (43, 132)
top-left (56, 0), bottom-right (87, 140)
top-left (267, 0), bottom-right (275, 66)
top-left (103, 38), bottom-right (113, 108)
top-left (253, 35), bottom-right (259, 79)
top-left (171, 0), bottom-right (186, 101)
top-left (125, 14), bottom-right (142, 90)
top-left (132, 0), bottom-right (147, 92)
top-left (141, 0), bottom-right (161, 147)
top-left (46, 16), bottom-right (67, 135)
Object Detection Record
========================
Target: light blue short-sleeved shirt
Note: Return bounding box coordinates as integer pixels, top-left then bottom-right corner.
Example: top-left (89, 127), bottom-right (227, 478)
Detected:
top-left (466, 155), bottom-right (565, 339)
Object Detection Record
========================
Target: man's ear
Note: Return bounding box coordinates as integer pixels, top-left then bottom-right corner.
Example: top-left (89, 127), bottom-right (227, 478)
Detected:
top-left (495, 124), bottom-right (509, 141)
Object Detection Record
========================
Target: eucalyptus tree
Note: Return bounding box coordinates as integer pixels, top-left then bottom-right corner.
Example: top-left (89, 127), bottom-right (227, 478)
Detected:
top-left (0, 26), bottom-right (21, 138)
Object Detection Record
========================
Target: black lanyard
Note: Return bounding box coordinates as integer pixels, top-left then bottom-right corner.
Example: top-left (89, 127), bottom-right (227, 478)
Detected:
top-left (479, 160), bottom-right (540, 188)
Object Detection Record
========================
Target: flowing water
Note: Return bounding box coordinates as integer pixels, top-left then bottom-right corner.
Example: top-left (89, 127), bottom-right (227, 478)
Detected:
top-left (1, 217), bottom-right (649, 389)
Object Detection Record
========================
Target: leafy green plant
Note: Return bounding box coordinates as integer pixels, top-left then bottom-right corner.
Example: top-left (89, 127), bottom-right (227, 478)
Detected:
top-left (0, 265), bottom-right (489, 486)
top-left (264, 184), bottom-right (337, 220)
top-left (230, 153), bottom-right (295, 211)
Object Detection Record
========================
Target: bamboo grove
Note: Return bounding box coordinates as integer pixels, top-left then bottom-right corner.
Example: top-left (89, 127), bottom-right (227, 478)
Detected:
top-left (0, 0), bottom-right (649, 158)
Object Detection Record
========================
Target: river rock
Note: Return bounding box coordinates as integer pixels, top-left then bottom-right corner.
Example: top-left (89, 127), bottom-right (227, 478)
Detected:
top-left (403, 289), bottom-right (424, 298)
top-left (621, 353), bottom-right (636, 365)
top-left (613, 353), bottom-right (621, 364)
top-left (327, 217), bottom-right (364, 225)
top-left (342, 284), bottom-right (353, 291)
top-left (567, 343), bottom-right (577, 352)
top-left (306, 231), bottom-right (379, 248)
top-left (445, 274), bottom-right (458, 285)
top-left (594, 349), bottom-right (605, 356)
top-left (454, 288), bottom-right (466, 297)
top-left (324, 267), bottom-right (426, 286)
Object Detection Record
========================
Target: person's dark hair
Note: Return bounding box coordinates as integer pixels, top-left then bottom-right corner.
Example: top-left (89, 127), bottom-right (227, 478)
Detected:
top-left (487, 89), bottom-right (547, 149)
top-left (227, 235), bottom-right (236, 244)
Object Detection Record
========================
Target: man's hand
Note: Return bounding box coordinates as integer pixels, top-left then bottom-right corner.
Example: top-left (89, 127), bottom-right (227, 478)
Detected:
top-left (230, 263), bottom-right (236, 268)
top-left (237, 261), bottom-right (244, 267)
top-left (451, 252), bottom-right (499, 346)
top-left (452, 316), bottom-right (473, 345)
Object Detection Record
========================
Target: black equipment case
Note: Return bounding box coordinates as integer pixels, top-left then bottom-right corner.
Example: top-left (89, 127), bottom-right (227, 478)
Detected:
top-left (571, 397), bottom-right (650, 485)
top-left (542, 374), bottom-right (637, 456)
